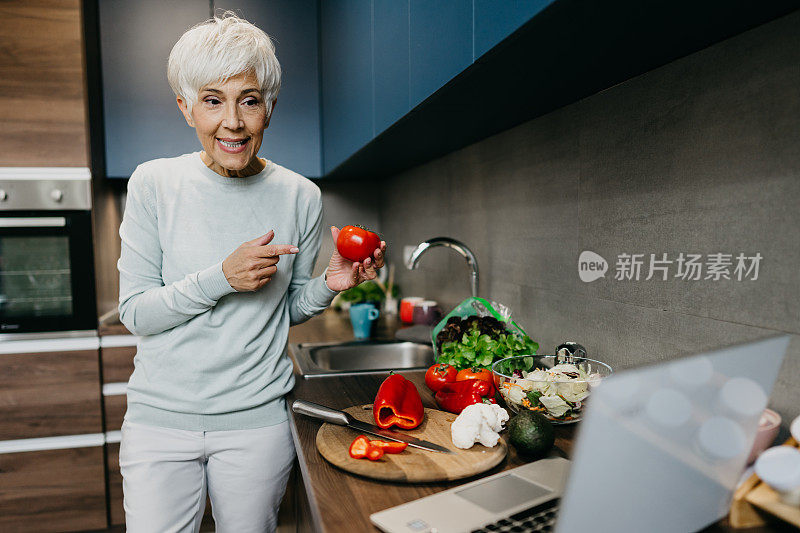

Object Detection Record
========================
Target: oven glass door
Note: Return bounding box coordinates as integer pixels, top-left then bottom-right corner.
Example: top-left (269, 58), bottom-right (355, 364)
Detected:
top-left (0, 211), bottom-right (96, 333)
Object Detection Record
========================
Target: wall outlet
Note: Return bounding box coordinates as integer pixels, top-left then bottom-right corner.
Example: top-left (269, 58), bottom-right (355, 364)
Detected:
top-left (403, 245), bottom-right (417, 267)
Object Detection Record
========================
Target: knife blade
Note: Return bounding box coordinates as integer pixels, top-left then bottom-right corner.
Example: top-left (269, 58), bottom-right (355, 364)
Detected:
top-left (292, 400), bottom-right (453, 454)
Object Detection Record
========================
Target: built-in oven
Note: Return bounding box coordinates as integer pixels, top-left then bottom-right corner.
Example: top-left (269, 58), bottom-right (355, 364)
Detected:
top-left (0, 168), bottom-right (96, 334)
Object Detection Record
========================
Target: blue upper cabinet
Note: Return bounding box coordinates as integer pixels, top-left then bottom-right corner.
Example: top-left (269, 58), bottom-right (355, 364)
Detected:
top-left (99, 0), bottom-right (209, 178)
top-left (409, 1), bottom-right (473, 109)
top-left (320, 0), bottom-right (374, 173)
top-left (373, 0), bottom-right (410, 136)
top-left (474, 0), bottom-right (553, 59)
top-left (216, 0), bottom-right (322, 177)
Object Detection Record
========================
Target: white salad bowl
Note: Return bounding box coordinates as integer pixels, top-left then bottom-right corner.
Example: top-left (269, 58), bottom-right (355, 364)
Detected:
top-left (492, 355), bottom-right (613, 424)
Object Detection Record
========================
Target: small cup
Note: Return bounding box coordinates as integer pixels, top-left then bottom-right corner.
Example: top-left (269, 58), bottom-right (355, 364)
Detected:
top-left (747, 408), bottom-right (781, 465)
top-left (350, 303), bottom-right (380, 340)
top-left (412, 300), bottom-right (441, 326)
top-left (399, 297), bottom-right (423, 324)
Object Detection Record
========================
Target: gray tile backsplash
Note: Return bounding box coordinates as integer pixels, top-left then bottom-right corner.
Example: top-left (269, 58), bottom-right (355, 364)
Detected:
top-left (364, 11), bottom-right (800, 430)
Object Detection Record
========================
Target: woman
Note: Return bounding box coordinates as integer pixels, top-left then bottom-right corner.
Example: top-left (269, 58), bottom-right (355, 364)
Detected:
top-left (117, 13), bottom-right (385, 532)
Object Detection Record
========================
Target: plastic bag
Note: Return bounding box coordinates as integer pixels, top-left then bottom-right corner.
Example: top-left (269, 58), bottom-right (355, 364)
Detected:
top-left (431, 297), bottom-right (530, 360)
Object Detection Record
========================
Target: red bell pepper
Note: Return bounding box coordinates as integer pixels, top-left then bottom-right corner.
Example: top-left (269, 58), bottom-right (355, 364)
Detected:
top-left (373, 374), bottom-right (425, 430)
top-left (366, 445), bottom-right (385, 461)
top-left (434, 379), bottom-right (495, 414)
top-left (349, 435), bottom-right (372, 459)
top-left (369, 440), bottom-right (408, 453)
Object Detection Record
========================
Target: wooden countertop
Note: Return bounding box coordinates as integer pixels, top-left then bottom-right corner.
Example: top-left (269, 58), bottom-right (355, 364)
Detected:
top-left (286, 311), bottom-right (785, 533)
top-left (286, 311), bottom-right (574, 533)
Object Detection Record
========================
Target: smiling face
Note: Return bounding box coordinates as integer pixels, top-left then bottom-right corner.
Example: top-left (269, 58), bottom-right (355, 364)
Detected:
top-left (177, 70), bottom-right (274, 177)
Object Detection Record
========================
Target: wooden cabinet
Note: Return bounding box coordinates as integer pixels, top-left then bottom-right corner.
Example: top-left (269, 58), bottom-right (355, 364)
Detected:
top-left (0, 0), bottom-right (88, 167)
top-left (0, 337), bottom-right (106, 532)
top-left (99, 335), bottom-right (137, 435)
top-left (320, 0), bottom-right (374, 173)
top-left (0, 446), bottom-right (107, 533)
top-left (0, 347), bottom-right (102, 441)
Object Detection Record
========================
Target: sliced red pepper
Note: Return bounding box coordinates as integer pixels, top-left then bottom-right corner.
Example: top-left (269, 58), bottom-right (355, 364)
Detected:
top-left (373, 374), bottom-right (424, 430)
top-left (366, 445), bottom-right (385, 461)
top-left (369, 440), bottom-right (408, 453)
top-left (348, 435), bottom-right (371, 459)
top-left (434, 379), bottom-right (494, 414)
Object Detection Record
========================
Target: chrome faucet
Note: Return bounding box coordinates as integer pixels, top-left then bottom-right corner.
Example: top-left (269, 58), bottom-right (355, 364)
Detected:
top-left (406, 237), bottom-right (479, 298)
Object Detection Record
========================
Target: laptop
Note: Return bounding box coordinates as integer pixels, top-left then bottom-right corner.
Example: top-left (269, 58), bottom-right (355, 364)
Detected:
top-left (370, 336), bottom-right (790, 533)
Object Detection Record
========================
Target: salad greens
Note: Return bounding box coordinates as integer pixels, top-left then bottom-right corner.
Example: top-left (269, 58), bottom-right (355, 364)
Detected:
top-left (437, 321), bottom-right (539, 370)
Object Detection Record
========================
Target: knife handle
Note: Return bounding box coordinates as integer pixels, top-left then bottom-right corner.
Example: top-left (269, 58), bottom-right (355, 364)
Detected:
top-left (291, 400), bottom-right (351, 426)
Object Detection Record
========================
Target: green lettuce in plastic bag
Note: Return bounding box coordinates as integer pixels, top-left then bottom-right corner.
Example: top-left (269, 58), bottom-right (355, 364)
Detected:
top-left (431, 297), bottom-right (538, 370)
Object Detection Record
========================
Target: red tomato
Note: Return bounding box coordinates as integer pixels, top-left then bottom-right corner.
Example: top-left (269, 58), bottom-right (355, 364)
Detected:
top-left (425, 363), bottom-right (457, 392)
top-left (336, 225), bottom-right (381, 262)
top-left (455, 367), bottom-right (493, 383)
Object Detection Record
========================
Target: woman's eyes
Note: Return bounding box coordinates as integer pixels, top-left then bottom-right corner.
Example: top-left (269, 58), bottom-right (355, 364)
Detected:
top-left (202, 97), bottom-right (261, 107)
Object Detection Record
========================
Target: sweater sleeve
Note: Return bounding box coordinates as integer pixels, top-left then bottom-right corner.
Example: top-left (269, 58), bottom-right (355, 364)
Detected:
top-left (287, 188), bottom-right (337, 325)
top-left (117, 168), bottom-right (236, 336)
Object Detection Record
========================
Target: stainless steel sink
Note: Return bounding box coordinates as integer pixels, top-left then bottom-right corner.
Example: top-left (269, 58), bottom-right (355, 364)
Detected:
top-left (289, 340), bottom-right (434, 378)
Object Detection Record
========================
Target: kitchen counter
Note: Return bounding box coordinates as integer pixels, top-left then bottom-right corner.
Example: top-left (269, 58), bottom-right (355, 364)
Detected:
top-left (286, 311), bottom-right (783, 533)
top-left (286, 311), bottom-right (576, 532)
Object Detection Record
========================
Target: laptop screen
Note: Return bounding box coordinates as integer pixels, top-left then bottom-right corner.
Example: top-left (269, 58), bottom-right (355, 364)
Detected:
top-left (556, 336), bottom-right (789, 533)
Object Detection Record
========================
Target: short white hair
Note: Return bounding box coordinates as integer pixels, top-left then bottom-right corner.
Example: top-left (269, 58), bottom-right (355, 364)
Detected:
top-left (167, 12), bottom-right (281, 114)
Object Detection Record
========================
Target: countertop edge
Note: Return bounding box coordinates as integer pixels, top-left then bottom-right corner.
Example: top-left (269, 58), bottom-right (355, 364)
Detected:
top-left (287, 402), bottom-right (329, 533)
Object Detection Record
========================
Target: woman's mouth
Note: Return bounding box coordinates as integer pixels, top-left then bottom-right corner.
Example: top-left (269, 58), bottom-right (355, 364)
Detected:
top-left (216, 137), bottom-right (250, 154)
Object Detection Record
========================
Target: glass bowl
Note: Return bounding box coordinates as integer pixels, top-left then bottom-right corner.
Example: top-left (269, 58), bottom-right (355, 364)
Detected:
top-left (492, 355), bottom-right (613, 424)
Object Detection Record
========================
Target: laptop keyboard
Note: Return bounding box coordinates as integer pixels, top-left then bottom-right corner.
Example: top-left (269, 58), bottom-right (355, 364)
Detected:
top-left (470, 498), bottom-right (560, 533)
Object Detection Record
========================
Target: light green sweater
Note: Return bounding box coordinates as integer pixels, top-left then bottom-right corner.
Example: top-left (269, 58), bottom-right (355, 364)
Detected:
top-left (118, 152), bottom-right (336, 431)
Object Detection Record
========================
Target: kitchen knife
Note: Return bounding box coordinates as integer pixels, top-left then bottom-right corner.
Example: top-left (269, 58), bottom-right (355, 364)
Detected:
top-left (292, 400), bottom-right (453, 454)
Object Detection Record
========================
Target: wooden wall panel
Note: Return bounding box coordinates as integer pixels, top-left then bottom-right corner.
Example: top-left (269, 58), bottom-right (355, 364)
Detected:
top-left (0, 446), bottom-right (106, 532)
top-left (0, 350), bottom-right (103, 440)
top-left (0, 0), bottom-right (89, 166)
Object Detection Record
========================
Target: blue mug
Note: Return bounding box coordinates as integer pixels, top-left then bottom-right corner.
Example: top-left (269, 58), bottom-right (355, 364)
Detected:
top-left (350, 303), bottom-right (380, 340)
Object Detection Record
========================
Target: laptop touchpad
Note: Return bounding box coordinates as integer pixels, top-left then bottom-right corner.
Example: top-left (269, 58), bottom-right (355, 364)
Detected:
top-left (455, 474), bottom-right (553, 514)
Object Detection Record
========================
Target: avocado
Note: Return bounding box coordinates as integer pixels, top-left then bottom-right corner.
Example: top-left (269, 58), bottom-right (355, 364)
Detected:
top-left (507, 410), bottom-right (555, 457)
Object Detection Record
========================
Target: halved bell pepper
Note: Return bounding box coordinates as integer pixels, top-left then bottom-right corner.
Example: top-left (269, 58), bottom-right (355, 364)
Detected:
top-left (373, 374), bottom-right (425, 429)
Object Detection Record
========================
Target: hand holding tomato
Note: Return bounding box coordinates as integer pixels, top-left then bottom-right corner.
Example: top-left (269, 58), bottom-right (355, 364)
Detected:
top-left (325, 225), bottom-right (386, 291)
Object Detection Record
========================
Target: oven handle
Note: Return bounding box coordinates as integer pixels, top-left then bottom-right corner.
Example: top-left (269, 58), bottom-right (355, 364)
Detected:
top-left (0, 217), bottom-right (66, 228)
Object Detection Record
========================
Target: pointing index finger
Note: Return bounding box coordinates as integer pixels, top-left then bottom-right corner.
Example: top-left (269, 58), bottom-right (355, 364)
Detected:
top-left (257, 244), bottom-right (300, 257)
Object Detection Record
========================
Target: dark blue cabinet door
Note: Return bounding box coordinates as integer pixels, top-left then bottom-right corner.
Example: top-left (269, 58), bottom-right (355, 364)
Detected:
top-left (474, 0), bottom-right (553, 59)
top-left (100, 0), bottom-right (209, 178)
top-left (373, 0), bottom-right (410, 136)
top-left (409, 1), bottom-right (472, 109)
top-left (320, 0), bottom-right (373, 173)
top-left (215, 0), bottom-right (322, 177)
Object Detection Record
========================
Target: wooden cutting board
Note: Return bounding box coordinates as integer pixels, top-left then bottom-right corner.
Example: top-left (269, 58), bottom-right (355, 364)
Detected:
top-left (315, 404), bottom-right (507, 482)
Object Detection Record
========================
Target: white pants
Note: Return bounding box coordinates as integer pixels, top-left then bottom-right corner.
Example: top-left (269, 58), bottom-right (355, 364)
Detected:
top-left (120, 418), bottom-right (296, 533)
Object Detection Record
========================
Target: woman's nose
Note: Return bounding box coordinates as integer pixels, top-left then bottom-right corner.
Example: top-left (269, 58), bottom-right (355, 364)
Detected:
top-left (222, 103), bottom-right (243, 129)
